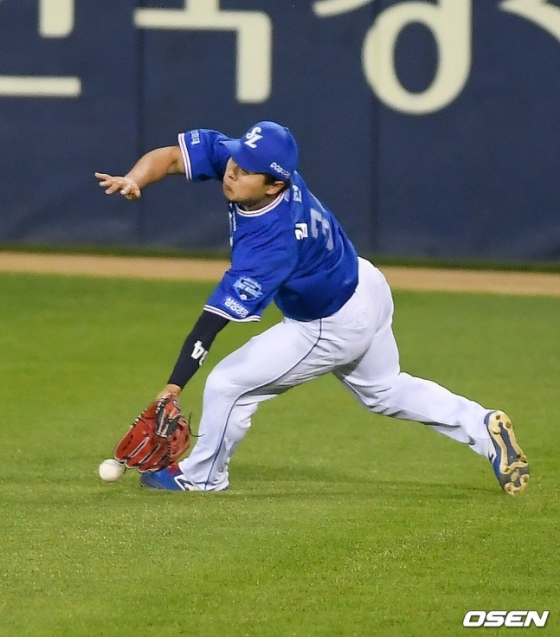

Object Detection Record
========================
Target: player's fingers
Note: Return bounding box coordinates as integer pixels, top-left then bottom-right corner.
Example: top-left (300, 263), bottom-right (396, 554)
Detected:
top-left (95, 177), bottom-right (120, 192)
top-left (95, 172), bottom-right (139, 198)
top-left (105, 182), bottom-right (123, 194)
top-left (119, 183), bottom-right (133, 195)
top-left (120, 182), bottom-right (141, 199)
top-left (94, 172), bottom-right (116, 187)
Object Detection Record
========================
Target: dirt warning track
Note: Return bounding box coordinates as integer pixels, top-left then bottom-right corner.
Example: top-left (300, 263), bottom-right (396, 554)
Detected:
top-left (0, 252), bottom-right (559, 297)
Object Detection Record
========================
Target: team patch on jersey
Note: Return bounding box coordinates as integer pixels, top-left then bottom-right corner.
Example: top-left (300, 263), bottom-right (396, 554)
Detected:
top-left (224, 297), bottom-right (249, 318)
top-left (233, 277), bottom-right (263, 301)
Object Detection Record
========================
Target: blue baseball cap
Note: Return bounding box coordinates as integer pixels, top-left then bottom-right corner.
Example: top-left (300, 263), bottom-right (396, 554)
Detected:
top-left (221, 121), bottom-right (299, 182)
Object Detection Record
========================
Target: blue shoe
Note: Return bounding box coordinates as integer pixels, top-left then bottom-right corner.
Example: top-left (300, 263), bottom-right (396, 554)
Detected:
top-left (485, 410), bottom-right (529, 496)
top-left (140, 464), bottom-right (195, 491)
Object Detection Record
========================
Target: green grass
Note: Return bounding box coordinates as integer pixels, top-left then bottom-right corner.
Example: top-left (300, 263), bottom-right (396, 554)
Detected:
top-left (0, 273), bottom-right (558, 636)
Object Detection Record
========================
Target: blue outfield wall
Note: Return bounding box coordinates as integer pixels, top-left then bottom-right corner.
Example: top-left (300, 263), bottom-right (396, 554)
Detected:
top-left (1, 0), bottom-right (560, 260)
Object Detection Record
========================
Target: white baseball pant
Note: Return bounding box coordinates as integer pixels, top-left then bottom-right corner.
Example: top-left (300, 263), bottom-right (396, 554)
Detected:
top-left (179, 258), bottom-right (491, 490)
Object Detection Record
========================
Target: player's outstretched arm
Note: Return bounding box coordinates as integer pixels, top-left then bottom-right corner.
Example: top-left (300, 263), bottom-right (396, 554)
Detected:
top-left (155, 310), bottom-right (230, 400)
top-left (95, 146), bottom-right (185, 200)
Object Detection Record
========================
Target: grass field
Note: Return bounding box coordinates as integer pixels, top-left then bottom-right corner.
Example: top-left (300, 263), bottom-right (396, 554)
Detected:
top-left (0, 272), bottom-right (558, 636)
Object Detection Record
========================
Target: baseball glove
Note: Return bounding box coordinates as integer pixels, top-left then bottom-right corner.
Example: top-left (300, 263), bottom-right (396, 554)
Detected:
top-left (114, 395), bottom-right (192, 473)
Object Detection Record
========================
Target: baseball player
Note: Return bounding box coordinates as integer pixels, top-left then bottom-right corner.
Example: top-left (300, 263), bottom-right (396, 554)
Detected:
top-left (95, 121), bottom-right (529, 496)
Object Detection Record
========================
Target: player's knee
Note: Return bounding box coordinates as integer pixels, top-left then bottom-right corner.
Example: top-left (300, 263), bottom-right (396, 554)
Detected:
top-left (226, 421), bottom-right (249, 444)
top-left (357, 377), bottom-right (402, 412)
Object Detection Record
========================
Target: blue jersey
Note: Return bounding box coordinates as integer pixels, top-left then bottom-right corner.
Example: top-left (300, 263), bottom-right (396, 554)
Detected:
top-left (178, 129), bottom-right (359, 322)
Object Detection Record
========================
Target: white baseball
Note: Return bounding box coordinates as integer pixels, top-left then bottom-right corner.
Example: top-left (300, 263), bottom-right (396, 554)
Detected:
top-left (98, 458), bottom-right (125, 482)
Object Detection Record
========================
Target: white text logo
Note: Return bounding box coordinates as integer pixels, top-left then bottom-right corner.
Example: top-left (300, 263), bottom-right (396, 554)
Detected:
top-left (224, 297), bottom-right (249, 318)
top-left (463, 610), bottom-right (549, 628)
top-left (270, 162), bottom-right (291, 178)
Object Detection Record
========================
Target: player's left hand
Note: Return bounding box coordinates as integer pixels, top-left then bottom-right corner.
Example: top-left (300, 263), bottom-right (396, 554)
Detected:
top-left (114, 395), bottom-right (192, 472)
top-left (95, 172), bottom-right (141, 200)
top-left (156, 384), bottom-right (182, 401)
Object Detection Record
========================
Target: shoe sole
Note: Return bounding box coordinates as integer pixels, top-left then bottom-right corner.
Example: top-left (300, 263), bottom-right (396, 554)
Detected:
top-left (486, 410), bottom-right (529, 496)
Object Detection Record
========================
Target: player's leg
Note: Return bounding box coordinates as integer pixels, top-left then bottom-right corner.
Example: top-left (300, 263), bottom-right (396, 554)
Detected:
top-left (178, 317), bottom-right (336, 490)
top-left (178, 266), bottom-right (383, 491)
top-left (334, 261), bottom-right (529, 494)
top-left (334, 261), bottom-right (491, 456)
top-left (334, 317), bottom-right (530, 493)
top-left (335, 322), bottom-right (491, 453)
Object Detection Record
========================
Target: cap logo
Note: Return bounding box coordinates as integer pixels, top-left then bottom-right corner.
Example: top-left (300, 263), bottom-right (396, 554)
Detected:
top-left (244, 126), bottom-right (263, 149)
top-left (270, 162), bottom-right (291, 179)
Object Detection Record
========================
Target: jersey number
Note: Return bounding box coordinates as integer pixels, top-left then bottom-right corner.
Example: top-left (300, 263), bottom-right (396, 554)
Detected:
top-left (310, 208), bottom-right (334, 251)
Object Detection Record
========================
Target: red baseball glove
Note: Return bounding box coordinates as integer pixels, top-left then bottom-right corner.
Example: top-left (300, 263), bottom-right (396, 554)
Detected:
top-left (114, 395), bottom-right (192, 473)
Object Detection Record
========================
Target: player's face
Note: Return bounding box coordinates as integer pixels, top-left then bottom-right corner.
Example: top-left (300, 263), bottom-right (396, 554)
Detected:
top-left (223, 158), bottom-right (284, 210)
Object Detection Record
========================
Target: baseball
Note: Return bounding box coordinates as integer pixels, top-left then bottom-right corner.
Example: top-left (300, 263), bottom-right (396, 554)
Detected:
top-left (98, 458), bottom-right (125, 482)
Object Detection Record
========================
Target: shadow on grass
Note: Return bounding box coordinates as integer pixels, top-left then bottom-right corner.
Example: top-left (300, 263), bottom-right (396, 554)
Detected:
top-left (0, 460), bottom-right (502, 508)
top-left (227, 462), bottom-right (496, 500)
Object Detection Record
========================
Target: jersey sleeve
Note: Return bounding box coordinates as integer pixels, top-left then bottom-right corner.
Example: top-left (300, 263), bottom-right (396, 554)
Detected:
top-left (178, 129), bottom-right (232, 182)
top-left (204, 219), bottom-right (297, 322)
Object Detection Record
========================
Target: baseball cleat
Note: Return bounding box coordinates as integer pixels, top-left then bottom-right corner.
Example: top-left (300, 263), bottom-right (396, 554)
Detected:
top-left (140, 463), bottom-right (196, 491)
top-left (485, 410), bottom-right (529, 496)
